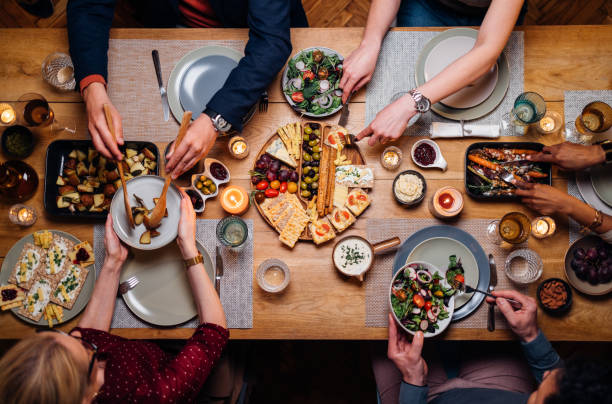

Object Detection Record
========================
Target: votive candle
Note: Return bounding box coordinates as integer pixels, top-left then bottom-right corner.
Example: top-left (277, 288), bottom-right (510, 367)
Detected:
top-left (220, 185), bottom-right (249, 215)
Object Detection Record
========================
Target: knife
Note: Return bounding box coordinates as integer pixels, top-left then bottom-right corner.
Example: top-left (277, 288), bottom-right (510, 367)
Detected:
top-left (488, 254), bottom-right (497, 332)
top-left (151, 50), bottom-right (170, 122)
top-left (338, 91), bottom-right (353, 127)
top-left (215, 246), bottom-right (224, 297)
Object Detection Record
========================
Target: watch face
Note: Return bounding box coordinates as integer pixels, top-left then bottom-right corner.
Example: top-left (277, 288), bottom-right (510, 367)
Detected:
top-left (417, 98), bottom-right (431, 113)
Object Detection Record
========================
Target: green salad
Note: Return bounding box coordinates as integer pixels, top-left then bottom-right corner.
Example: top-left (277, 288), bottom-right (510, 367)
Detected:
top-left (283, 48), bottom-right (343, 116)
top-left (445, 255), bottom-right (465, 288)
top-left (390, 263), bottom-right (455, 333)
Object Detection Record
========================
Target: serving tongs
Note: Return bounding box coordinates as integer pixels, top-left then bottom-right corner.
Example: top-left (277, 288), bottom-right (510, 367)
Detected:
top-left (103, 104), bottom-right (134, 229)
top-left (144, 111), bottom-right (192, 230)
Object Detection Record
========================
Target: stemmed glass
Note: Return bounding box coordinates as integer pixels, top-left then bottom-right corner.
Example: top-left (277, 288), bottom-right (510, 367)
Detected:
top-left (16, 93), bottom-right (76, 135)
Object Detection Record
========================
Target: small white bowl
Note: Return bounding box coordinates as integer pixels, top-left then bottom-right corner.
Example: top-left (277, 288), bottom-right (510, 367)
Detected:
top-left (257, 259), bottom-right (290, 293)
top-left (411, 139), bottom-right (447, 171)
top-left (189, 158), bottom-right (232, 212)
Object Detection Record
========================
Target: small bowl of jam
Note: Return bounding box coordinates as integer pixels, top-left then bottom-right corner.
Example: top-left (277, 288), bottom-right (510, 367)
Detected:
top-left (204, 158), bottom-right (230, 184)
top-left (411, 139), bottom-right (447, 171)
top-left (184, 188), bottom-right (205, 213)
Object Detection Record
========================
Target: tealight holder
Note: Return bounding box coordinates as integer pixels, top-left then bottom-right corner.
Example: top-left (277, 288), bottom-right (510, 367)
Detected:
top-left (8, 204), bottom-right (37, 226)
top-left (228, 136), bottom-right (249, 159)
top-left (380, 146), bottom-right (402, 170)
top-left (0, 103), bottom-right (17, 126)
top-left (256, 258), bottom-right (290, 293)
top-left (536, 111), bottom-right (562, 135)
top-left (531, 216), bottom-right (556, 239)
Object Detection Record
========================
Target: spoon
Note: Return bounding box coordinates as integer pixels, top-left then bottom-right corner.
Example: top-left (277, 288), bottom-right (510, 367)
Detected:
top-left (144, 111), bottom-right (191, 230)
top-left (103, 104), bottom-right (134, 229)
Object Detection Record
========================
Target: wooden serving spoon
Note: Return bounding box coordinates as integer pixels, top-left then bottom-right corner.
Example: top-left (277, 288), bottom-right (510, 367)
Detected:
top-left (103, 104), bottom-right (135, 229)
top-left (144, 110), bottom-right (192, 229)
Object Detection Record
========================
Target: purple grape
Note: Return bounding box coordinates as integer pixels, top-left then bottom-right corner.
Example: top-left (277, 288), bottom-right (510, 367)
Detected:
top-left (597, 247), bottom-right (608, 260)
top-left (575, 266), bottom-right (587, 281)
top-left (278, 169), bottom-right (289, 182)
top-left (269, 160), bottom-right (280, 173)
top-left (256, 159), bottom-right (268, 170)
top-left (289, 171), bottom-right (299, 183)
top-left (586, 247), bottom-right (598, 261)
top-left (574, 248), bottom-right (586, 260)
top-left (571, 258), bottom-right (583, 271)
top-left (588, 268), bottom-right (599, 285)
top-left (260, 154), bottom-right (272, 164)
top-left (309, 133), bottom-right (317, 141)
top-left (600, 266), bottom-right (612, 283)
top-left (266, 171), bottom-right (276, 182)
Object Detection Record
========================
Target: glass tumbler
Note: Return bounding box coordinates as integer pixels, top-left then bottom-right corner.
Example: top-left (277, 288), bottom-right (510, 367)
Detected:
top-left (42, 52), bottom-right (76, 91)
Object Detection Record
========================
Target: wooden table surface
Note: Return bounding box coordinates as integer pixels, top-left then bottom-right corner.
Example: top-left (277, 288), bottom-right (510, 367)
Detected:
top-left (0, 26), bottom-right (611, 341)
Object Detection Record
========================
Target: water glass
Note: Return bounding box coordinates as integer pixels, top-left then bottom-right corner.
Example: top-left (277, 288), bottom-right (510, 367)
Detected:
top-left (216, 216), bottom-right (248, 248)
top-left (505, 248), bottom-right (543, 284)
top-left (501, 92), bottom-right (546, 135)
top-left (42, 52), bottom-right (76, 91)
top-left (564, 101), bottom-right (612, 145)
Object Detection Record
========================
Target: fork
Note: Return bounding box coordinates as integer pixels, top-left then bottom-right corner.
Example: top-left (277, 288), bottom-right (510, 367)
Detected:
top-left (258, 91), bottom-right (268, 113)
top-left (456, 281), bottom-right (522, 309)
top-left (119, 276), bottom-right (139, 295)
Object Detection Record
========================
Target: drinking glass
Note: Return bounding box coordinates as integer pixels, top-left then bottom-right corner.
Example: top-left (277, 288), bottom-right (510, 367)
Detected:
top-left (564, 101), bottom-right (612, 145)
top-left (42, 52), bottom-right (76, 91)
top-left (486, 212), bottom-right (531, 246)
top-left (16, 93), bottom-right (75, 135)
top-left (505, 248), bottom-right (543, 284)
top-left (216, 216), bottom-right (248, 249)
top-left (500, 92), bottom-right (546, 135)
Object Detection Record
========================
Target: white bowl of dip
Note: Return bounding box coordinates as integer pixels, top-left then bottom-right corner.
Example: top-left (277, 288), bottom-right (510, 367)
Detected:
top-left (332, 236), bottom-right (400, 281)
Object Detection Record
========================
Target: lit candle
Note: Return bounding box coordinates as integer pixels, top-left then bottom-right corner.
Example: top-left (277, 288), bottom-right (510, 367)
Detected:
top-left (381, 146), bottom-right (402, 170)
top-left (0, 104), bottom-right (16, 125)
top-left (8, 204), bottom-right (37, 226)
top-left (531, 216), bottom-right (556, 239)
top-left (429, 186), bottom-right (464, 219)
top-left (228, 136), bottom-right (249, 159)
top-left (220, 185), bottom-right (249, 215)
top-left (537, 111), bottom-right (562, 135)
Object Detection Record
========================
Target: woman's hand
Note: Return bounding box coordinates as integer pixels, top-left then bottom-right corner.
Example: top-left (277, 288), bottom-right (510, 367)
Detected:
top-left (339, 42), bottom-right (381, 103)
top-left (103, 214), bottom-right (128, 270)
top-left (486, 290), bottom-right (539, 343)
top-left (165, 114), bottom-right (218, 179)
top-left (82, 83), bottom-right (124, 161)
top-left (527, 142), bottom-right (605, 171)
top-left (177, 188), bottom-right (198, 260)
top-left (387, 313), bottom-right (428, 386)
top-left (356, 94), bottom-right (416, 146)
top-left (514, 182), bottom-right (576, 216)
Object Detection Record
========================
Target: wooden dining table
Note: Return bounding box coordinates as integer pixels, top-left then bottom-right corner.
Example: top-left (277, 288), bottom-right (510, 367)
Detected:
top-left (0, 26), bottom-right (611, 341)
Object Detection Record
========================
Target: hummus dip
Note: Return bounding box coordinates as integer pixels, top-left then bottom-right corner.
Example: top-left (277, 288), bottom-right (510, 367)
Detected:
top-left (394, 173), bottom-right (423, 203)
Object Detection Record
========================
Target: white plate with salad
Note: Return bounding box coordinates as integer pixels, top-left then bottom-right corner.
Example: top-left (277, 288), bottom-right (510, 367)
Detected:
top-left (389, 261), bottom-right (456, 337)
top-left (282, 47), bottom-right (344, 117)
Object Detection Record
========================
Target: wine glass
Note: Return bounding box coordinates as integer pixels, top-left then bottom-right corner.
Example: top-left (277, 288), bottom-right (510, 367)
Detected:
top-left (16, 93), bottom-right (76, 135)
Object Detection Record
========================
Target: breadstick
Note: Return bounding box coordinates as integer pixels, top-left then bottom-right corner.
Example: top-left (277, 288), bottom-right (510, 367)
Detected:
top-left (1, 301), bottom-right (22, 311)
top-left (317, 143), bottom-right (330, 216)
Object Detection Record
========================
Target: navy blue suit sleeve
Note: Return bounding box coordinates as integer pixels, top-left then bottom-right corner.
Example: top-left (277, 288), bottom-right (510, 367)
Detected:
top-left (206, 0), bottom-right (292, 131)
top-left (67, 0), bottom-right (116, 85)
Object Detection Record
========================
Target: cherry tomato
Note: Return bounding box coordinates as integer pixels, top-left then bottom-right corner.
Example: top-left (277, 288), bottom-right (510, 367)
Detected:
top-left (342, 211), bottom-right (350, 220)
top-left (279, 182), bottom-right (288, 193)
top-left (424, 301), bottom-right (432, 312)
top-left (348, 195), bottom-right (355, 205)
top-left (270, 180), bottom-right (280, 190)
top-left (357, 194), bottom-right (368, 201)
top-left (302, 71), bottom-right (315, 81)
top-left (413, 294), bottom-right (425, 308)
top-left (291, 92), bottom-right (304, 103)
top-left (256, 180), bottom-right (269, 191)
top-left (454, 274), bottom-right (465, 284)
top-left (264, 188), bottom-right (279, 198)
top-left (287, 182), bottom-right (298, 193)
top-left (254, 192), bottom-right (266, 204)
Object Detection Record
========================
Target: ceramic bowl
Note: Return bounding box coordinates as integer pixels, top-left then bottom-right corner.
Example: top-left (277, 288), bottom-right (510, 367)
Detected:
top-left (537, 278), bottom-right (572, 316)
top-left (392, 170), bottom-right (427, 207)
top-left (188, 158), bottom-right (231, 213)
top-left (411, 139), bottom-right (447, 171)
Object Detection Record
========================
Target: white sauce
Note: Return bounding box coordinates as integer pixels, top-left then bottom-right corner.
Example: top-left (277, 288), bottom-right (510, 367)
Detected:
top-left (334, 238), bottom-right (372, 275)
top-left (395, 174), bottom-right (423, 203)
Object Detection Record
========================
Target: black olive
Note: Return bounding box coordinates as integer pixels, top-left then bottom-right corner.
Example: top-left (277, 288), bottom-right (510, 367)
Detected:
top-left (307, 183), bottom-right (312, 190)
top-left (304, 78), bottom-right (310, 85)
top-left (427, 325), bottom-right (435, 333)
top-left (302, 143), bottom-right (309, 150)
top-left (308, 170), bottom-right (316, 178)
top-left (310, 123), bottom-right (320, 129)
top-left (312, 161), bottom-right (319, 167)
top-left (312, 189), bottom-right (318, 195)
top-left (309, 133), bottom-right (317, 141)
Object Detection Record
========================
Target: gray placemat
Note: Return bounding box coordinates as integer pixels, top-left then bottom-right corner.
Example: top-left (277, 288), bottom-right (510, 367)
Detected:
top-left (365, 31), bottom-right (524, 136)
top-left (107, 39), bottom-right (245, 142)
top-left (93, 219), bottom-right (253, 329)
top-left (365, 218), bottom-right (527, 329)
top-left (565, 90), bottom-right (612, 243)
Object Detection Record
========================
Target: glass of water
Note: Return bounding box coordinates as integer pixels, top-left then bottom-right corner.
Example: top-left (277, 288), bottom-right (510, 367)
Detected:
top-left (216, 216), bottom-right (248, 249)
top-left (41, 52), bottom-right (76, 91)
top-left (501, 92), bottom-right (546, 135)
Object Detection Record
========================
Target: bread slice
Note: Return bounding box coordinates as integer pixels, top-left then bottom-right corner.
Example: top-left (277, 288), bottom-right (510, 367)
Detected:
top-left (50, 264), bottom-right (89, 310)
top-left (346, 188), bottom-right (371, 217)
top-left (8, 243), bottom-right (45, 290)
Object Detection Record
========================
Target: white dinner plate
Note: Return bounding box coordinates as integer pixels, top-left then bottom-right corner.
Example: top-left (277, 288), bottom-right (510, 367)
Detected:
top-left (590, 164), bottom-right (612, 207)
top-left (120, 241), bottom-right (214, 326)
top-left (111, 175), bottom-right (182, 250)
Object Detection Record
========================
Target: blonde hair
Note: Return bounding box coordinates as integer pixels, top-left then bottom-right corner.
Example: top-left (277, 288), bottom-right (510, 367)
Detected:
top-left (0, 333), bottom-right (89, 404)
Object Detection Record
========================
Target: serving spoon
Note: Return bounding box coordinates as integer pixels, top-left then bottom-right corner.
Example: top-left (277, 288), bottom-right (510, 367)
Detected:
top-left (144, 111), bottom-right (191, 229)
top-left (103, 104), bottom-right (134, 229)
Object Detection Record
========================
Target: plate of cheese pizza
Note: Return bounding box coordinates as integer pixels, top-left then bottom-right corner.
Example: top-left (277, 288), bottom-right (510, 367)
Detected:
top-left (249, 122), bottom-right (373, 248)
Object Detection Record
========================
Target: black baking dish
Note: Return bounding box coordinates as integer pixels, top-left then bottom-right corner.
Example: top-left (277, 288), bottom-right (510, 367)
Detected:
top-left (44, 140), bottom-right (159, 218)
top-left (464, 141), bottom-right (551, 200)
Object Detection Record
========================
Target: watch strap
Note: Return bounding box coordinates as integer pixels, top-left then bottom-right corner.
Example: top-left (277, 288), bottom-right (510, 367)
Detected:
top-left (600, 140), bottom-right (612, 163)
top-left (183, 253), bottom-right (204, 269)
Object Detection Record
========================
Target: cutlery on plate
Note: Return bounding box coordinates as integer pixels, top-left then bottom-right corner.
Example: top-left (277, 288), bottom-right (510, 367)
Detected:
top-left (499, 166), bottom-right (517, 186)
top-left (488, 253), bottom-right (497, 332)
top-left (119, 276), bottom-right (140, 294)
top-left (258, 91), bottom-right (268, 113)
top-left (338, 91), bottom-right (353, 127)
top-left (215, 246), bottom-right (224, 297)
top-left (103, 104), bottom-right (135, 229)
top-left (456, 280), bottom-right (522, 309)
top-left (144, 111), bottom-right (191, 230)
top-left (151, 50), bottom-right (170, 122)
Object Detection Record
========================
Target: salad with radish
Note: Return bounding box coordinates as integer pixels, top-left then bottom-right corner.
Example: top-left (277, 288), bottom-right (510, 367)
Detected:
top-left (283, 48), bottom-right (343, 116)
top-left (390, 262), bottom-right (455, 334)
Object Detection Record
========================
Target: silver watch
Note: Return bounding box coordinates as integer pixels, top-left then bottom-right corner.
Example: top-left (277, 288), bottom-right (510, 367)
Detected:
top-left (204, 108), bottom-right (232, 133)
top-left (408, 89), bottom-right (431, 113)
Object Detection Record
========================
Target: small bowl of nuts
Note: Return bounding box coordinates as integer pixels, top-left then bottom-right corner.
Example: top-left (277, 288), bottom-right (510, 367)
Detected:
top-left (537, 278), bottom-right (572, 316)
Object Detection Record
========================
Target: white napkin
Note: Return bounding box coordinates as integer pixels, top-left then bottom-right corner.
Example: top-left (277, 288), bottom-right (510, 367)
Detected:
top-left (430, 122), bottom-right (500, 138)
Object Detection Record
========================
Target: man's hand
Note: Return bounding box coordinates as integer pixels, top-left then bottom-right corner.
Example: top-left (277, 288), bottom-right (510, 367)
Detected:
top-left (514, 181), bottom-right (575, 216)
top-left (387, 313), bottom-right (428, 386)
top-left (165, 114), bottom-right (218, 179)
top-left (103, 214), bottom-right (128, 271)
top-left (486, 290), bottom-right (539, 343)
top-left (526, 142), bottom-right (605, 171)
top-left (83, 82), bottom-right (124, 160)
top-left (176, 188), bottom-right (198, 260)
top-left (356, 94), bottom-right (416, 146)
top-left (339, 42), bottom-right (380, 103)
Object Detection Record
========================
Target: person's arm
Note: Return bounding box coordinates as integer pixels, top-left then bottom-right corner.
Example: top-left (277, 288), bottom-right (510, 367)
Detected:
top-left (486, 290), bottom-right (561, 383)
top-left (527, 142), bottom-right (606, 171)
top-left (76, 215), bottom-right (128, 331)
top-left (357, 0), bottom-right (524, 146)
top-left (339, 0), bottom-right (401, 102)
top-left (176, 189), bottom-right (226, 327)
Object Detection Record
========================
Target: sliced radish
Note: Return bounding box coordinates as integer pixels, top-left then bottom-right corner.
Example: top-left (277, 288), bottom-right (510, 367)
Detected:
top-left (420, 319), bottom-right (429, 331)
top-left (417, 270), bottom-right (432, 284)
top-left (290, 77), bottom-right (303, 90)
top-left (319, 80), bottom-right (330, 92)
top-left (403, 266), bottom-right (417, 280)
top-left (334, 89), bottom-right (343, 97)
top-left (427, 310), bottom-right (437, 322)
top-left (411, 307), bottom-right (421, 315)
top-left (431, 306), bottom-right (440, 316)
top-left (295, 61), bottom-right (306, 71)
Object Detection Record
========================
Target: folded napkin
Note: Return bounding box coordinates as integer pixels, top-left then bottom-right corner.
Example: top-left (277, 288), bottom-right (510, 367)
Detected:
top-left (430, 122), bottom-right (500, 138)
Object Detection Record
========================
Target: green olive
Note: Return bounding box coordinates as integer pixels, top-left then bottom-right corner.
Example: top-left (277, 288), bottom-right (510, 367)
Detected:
top-left (313, 129), bottom-right (320, 136)
top-left (311, 182), bottom-right (319, 190)
top-left (312, 152), bottom-right (320, 161)
top-left (312, 145), bottom-right (321, 153)
top-left (204, 179), bottom-right (212, 186)
top-left (209, 183), bottom-right (217, 193)
top-left (304, 177), bottom-right (314, 184)
top-left (313, 174), bottom-right (319, 181)
top-left (202, 188), bottom-right (211, 195)
top-left (302, 166), bottom-right (311, 174)
top-left (303, 153), bottom-right (312, 162)
top-left (303, 134), bottom-right (310, 141)
top-left (304, 126), bottom-right (312, 135)
top-left (313, 167), bottom-right (319, 173)
top-left (308, 140), bottom-right (318, 147)
top-left (300, 182), bottom-right (308, 190)
top-left (301, 190), bottom-right (311, 198)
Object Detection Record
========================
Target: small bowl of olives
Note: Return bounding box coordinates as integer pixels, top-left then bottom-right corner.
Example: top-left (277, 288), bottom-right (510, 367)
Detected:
top-left (188, 158), bottom-right (231, 212)
top-left (299, 123), bottom-right (322, 201)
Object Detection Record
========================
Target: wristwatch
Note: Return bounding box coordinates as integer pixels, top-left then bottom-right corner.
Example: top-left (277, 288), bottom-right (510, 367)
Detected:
top-left (183, 253), bottom-right (204, 269)
top-left (600, 140), bottom-right (612, 164)
top-left (203, 107), bottom-right (232, 134)
top-left (408, 89), bottom-right (431, 113)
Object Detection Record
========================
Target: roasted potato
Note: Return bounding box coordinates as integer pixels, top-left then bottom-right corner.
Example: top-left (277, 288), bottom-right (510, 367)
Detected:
top-left (139, 231), bottom-right (151, 244)
top-left (103, 183), bottom-right (116, 197)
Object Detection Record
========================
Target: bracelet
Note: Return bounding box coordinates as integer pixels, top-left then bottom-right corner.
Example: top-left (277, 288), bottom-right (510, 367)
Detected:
top-left (600, 140), bottom-right (612, 164)
top-left (183, 254), bottom-right (203, 269)
top-left (581, 209), bottom-right (604, 233)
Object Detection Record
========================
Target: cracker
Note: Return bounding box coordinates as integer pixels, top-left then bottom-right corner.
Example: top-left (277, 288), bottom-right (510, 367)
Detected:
top-left (8, 243), bottom-right (45, 290)
top-left (18, 275), bottom-right (56, 322)
top-left (50, 264), bottom-right (89, 310)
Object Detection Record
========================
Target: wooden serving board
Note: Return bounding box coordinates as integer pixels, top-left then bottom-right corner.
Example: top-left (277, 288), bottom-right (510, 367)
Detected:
top-left (251, 122), bottom-right (366, 242)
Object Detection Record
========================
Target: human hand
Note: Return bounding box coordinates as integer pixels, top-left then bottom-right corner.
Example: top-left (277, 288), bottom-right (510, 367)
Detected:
top-left (339, 42), bottom-right (380, 103)
top-left (103, 214), bottom-right (128, 270)
top-left (165, 114), bottom-right (217, 179)
top-left (177, 188), bottom-right (198, 260)
top-left (387, 313), bottom-right (428, 386)
top-left (514, 181), bottom-right (575, 216)
top-left (356, 94), bottom-right (416, 146)
top-left (83, 82), bottom-right (124, 160)
top-left (526, 142), bottom-right (605, 171)
top-left (486, 290), bottom-right (538, 343)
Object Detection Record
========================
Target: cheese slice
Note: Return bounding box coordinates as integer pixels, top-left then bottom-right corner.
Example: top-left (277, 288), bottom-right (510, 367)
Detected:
top-left (265, 138), bottom-right (297, 168)
top-left (333, 183), bottom-right (349, 208)
top-left (59, 285), bottom-right (70, 302)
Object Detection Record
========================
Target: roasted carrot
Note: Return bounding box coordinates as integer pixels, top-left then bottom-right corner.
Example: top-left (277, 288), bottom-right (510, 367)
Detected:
top-left (527, 170), bottom-right (548, 178)
top-left (468, 154), bottom-right (499, 171)
top-left (512, 149), bottom-right (538, 155)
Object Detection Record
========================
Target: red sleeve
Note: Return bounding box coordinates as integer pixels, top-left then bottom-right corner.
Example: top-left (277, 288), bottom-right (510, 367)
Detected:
top-left (71, 327), bottom-right (126, 349)
top-left (79, 74), bottom-right (107, 96)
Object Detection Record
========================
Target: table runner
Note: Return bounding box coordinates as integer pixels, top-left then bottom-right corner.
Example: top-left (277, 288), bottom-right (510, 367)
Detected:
top-left (365, 31), bottom-right (524, 136)
top-left (365, 218), bottom-right (527, 329)
top-left (93, 219), bottom-right (253, 329)
top-left (565, 90), bottom-right (612, 243)
top-left (107, 39), bottom-right (245, 142)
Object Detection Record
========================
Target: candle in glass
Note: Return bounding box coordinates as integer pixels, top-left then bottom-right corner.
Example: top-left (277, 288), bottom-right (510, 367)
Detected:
top-left (531, 216), bottom-right (556, 239)
top-left (537, 111), bottom-right (562, 135)
top-left (228, 136), bottom-right (249, 159)
top-left (220, 185), bottom-right (249, 215)
top-left (0, 104), bottom-right (16, 125)
top-left (8, 204), bottom-right (37, 226)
